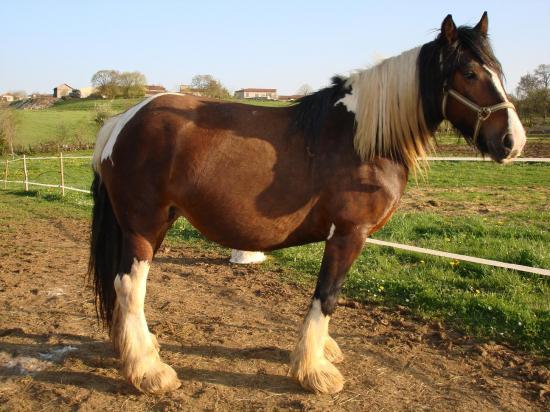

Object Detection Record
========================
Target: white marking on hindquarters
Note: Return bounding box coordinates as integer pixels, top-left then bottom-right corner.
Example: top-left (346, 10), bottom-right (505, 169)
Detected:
top-left (335, 79), bottom-right (357, 113)
top-left (92, 93), bottom-right (182, 172)
top-left (327, 224), bottom-right (336, 240)
top-left (229, 250), bottom-right (267, 264)
top-left (483, 66), bottom-right (526, 154)
top-left (289, 299), bottom-right (344, 394)
top-left (113, 259), bottom-right (180, 393)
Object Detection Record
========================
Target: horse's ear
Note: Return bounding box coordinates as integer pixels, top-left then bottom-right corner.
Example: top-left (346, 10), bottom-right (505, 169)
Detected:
top-left (474, 11), bottom-right (489, 36)
top-left (441, 14), bottom-right (457, 44)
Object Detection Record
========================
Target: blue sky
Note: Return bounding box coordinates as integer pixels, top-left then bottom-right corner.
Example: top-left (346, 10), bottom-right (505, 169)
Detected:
top-left (1, 1), bottom-right (549, 95)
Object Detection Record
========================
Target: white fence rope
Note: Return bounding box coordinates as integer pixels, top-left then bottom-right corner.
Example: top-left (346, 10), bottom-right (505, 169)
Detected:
top-left (425, 156), bottom-right (550, 162)
top-left (366, 238), bottom-right (550, 277)
top-left (1, 154), bottom-right (92, 194)
top-left (1, 154), bottom-right (549, 277)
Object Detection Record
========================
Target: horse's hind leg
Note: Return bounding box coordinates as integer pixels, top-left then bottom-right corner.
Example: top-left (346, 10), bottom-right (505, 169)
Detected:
top-left (111, 230), bottom-right (180, 394)
top-left (290, 225), bottom-right (367, 394)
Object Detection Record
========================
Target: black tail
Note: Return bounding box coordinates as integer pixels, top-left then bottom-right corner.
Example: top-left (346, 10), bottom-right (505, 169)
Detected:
top-left (88, 172), bottom-right (122, 327)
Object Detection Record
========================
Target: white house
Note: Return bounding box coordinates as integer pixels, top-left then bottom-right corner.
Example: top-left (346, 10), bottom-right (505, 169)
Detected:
top-left (234, 88), bottom-right (277, 100)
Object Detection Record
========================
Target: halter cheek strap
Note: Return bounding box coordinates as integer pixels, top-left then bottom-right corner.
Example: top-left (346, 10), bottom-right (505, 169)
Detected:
top-left (442, 88), bottom-right (516, 145)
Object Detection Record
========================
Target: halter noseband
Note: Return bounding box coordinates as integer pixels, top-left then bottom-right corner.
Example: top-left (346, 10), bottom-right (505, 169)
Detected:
top-left (441, 88), bottom-right (516, 145)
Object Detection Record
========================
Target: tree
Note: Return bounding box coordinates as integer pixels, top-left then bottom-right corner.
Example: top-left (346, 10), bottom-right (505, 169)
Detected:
top-left (534, 64), bottom-right (550, 89)
top-left (190, 74), bottom-right (230, 99)
top-left (515, 63), bottom-right (550, 123)
top-left (91, 70), bottom-right (120, 99)
top-left (118, 71), bottom-right (147, 98)
top-left (516, 74), bottom-right (539, 99)
top-left (297, 84), bottom-right (313, 96)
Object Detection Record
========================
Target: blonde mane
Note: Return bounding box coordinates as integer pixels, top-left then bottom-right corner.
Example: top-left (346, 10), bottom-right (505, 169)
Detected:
top-left (347, 47), bottom-right (433, 170)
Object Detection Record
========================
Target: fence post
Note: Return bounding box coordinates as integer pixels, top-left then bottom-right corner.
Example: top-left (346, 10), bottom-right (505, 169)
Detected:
top-left (3, 159), bottom-right (7, 189)
top-left (60, 152), bottom-right (65, 196)
top-left (23, 154), bottom-right (28, 191)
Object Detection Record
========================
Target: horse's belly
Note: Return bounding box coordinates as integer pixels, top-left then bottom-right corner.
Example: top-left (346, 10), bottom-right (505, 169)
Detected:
top-left (176, 188), bottom-right (318, 251)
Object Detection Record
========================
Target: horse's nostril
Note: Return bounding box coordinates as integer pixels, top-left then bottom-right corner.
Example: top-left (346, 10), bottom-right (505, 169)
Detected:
top-left (503, 134), bottom-right (514, 151)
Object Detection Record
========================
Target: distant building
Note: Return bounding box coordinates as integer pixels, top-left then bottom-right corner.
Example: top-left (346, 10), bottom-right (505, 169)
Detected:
top-left (234, 88), bottom-right (277, 100)
top-left (1, 94), bottom-right (14, 102)
top-left (278, 94), bottom-right (303, 102)
top-left (53, 83), bottom-right (74, 98)
top-left (79, 87), bottom-right (95, 98)
top-left (179, 84), bottom-right (202, 96)
top-left (146, 85), bottom-right (167, 96)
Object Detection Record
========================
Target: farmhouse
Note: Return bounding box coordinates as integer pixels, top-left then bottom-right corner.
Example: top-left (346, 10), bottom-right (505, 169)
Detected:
top-left (1, 93), bottom-right (15, 102)
top-left (146, 85), bottom-right (167, 96)
top-left (179, 84), bottom-right (202, 97)
top-left (53, 83), bottom-right (74, 98)
top-left (234, 88), bottom-right (277, 100)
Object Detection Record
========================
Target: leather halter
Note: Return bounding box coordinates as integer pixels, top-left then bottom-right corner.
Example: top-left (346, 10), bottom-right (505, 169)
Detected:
top-left (441, 88), bottom-right (516, 145)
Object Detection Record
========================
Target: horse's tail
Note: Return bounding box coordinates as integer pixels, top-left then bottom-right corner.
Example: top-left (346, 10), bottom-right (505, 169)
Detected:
top-left (88, 171), bottom-right (121, 327)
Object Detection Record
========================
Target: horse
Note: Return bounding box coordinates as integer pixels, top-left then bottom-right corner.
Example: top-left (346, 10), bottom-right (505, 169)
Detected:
top-left (88, 13), bottom-right (526, 395)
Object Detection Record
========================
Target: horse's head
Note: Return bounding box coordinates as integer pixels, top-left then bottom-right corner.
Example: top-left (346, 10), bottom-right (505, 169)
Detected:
top-left (437, 12), bottom-right (526, 163)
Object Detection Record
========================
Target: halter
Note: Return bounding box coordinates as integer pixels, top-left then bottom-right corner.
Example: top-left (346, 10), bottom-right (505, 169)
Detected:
top-left (441, 88), bottom-right (516, 145)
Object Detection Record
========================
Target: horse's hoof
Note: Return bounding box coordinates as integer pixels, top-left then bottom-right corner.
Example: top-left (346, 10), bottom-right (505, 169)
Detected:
top-left (324, 335), bottom-right (344, 364)
top-left (290, 358), bottom-right (344, 394)
top-left (137, 361), bottom-right (180, 394)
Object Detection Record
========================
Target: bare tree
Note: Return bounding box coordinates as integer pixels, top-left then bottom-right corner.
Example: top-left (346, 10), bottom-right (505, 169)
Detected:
top-left (516, 74), bottom-right (539, 99)
top-left (515, 64), bottom-right (550, 122)
top-left (297, 84), bottom-right (313, 96)
top-left (534, 64), bottom-right (550, 89)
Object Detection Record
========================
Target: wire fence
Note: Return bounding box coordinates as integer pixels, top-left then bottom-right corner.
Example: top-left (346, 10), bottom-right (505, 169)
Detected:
top-left (1, 154), bottom-right (549, 277)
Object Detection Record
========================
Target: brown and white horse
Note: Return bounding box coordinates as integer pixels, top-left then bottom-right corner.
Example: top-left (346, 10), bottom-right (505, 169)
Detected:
top-left (89, 13), bottom-right (525, 395)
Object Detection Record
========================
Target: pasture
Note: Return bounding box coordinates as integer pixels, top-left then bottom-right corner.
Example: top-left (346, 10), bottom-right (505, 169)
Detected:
top-left (1, 158), bottom-right (549, 410)
top-left (9, 97), bottom-right (288, 152)
top-left (2, 103), bottom-right (550, 408)
top-left (2, 157), bottom-right (549, 352)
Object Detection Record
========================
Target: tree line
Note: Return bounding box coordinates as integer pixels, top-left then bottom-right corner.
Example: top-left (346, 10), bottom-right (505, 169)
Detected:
top-left (91, 70), bottom-right (147, 99)
top-left (513, 64), bottom-right (550, 126)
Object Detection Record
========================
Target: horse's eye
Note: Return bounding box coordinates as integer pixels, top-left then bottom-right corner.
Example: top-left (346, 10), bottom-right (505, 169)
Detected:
top-left (464, 71), bottom-right (477, 80)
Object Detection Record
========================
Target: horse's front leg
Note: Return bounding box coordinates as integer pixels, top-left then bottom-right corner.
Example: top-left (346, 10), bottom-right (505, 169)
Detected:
top-left (111, 233), bottom-right (180, 394)
top-left (290, 224), bottom-right (367, 394)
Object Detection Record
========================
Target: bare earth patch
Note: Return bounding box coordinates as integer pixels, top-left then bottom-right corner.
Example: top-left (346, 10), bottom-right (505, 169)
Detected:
top-left (400, 186), bottom-right (550, 217)
top-left (0, 210), bottom-right (549, 411)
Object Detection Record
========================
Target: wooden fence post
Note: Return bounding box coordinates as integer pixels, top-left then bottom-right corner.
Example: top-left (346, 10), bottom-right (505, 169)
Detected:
top-left (60, 152), bottom-right (65, 196)
top-left (3, 159), bottom-right (7, 189)
top-left (23, 154), bottom-right (28, 191)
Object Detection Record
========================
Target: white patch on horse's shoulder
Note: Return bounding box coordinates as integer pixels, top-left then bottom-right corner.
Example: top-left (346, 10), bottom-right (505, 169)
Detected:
top-left (327, 224), bottom-right (336, 240)
top-left (335, 87), bottom-right (357, 113)
top-left (96, 93), bottom-right (182, 169)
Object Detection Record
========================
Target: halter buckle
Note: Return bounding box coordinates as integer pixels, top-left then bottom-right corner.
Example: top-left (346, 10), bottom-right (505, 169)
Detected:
top-left (478, 107), bottom-right (492, 121)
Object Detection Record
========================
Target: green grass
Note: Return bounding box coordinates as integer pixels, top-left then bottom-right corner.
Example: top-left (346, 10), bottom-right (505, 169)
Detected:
top-left (1, 158), bottom-right (549, 353)
top-left (50, 97), bottom-right (144, 112)
top-left (10, 97), bottom-right (291, 150)
top-left (15, 110), bottom-right (96, 147)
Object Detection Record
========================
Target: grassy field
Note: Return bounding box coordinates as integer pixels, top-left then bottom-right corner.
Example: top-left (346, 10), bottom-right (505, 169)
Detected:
top-left (1, 156), bottom-right (549, 353)
top-left (10, 97), bottom-right (290, 151)
top-left (8, 96), bottom-right (550, 156)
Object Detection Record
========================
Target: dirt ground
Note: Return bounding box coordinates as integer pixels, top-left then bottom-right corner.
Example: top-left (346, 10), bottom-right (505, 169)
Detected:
top-left (437, 140), bottom-right (550, 158)
top-left (0, 210), bottom-right (549, 411)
